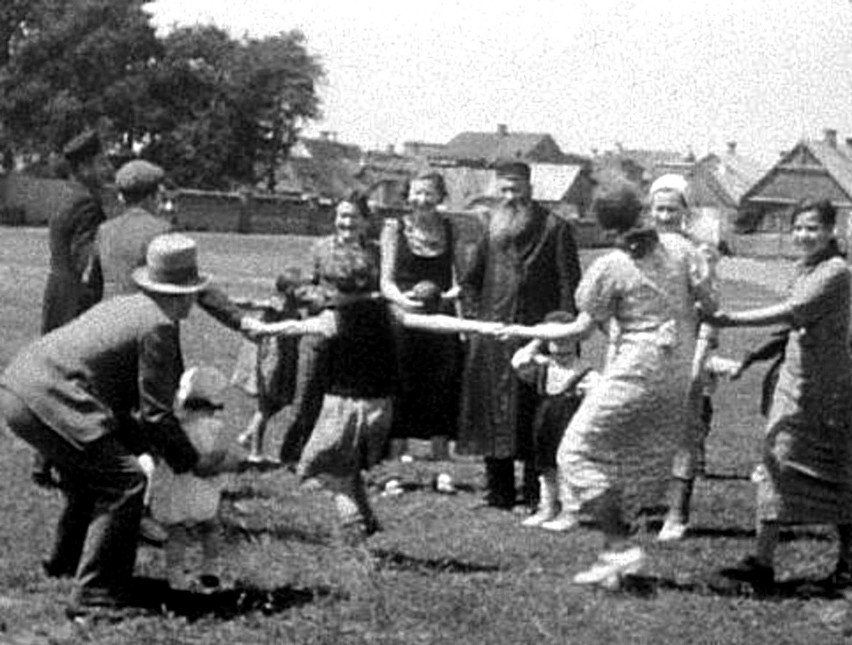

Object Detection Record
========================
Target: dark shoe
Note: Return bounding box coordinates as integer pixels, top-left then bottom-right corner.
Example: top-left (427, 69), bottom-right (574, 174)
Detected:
top-left (719, 556), bottom-right (775, 594)
top-left (826, 560), bottom-right (852, 588)
top-left (65, 590), bottom-right (152, 623)
top-left (42, 558), bottom-right (76, 579)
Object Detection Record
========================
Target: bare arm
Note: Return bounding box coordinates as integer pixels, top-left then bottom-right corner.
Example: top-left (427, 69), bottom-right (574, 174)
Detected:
top-left (379, 219), bottom-right (422, 309)
top-left (707, 302), bottom-right (793, 328)
top-left (500, 311), bottom-right (598, 342)
top-left (396, 309), bottom-right (503, 335)
top-left (258, 310), bottom-right (337, 337)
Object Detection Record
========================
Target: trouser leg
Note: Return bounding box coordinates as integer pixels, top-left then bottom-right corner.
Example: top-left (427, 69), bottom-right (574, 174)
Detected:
top-left (45, 487), bottom-right (94, 576)
top-left (484, 457), bottom-right (515, 508)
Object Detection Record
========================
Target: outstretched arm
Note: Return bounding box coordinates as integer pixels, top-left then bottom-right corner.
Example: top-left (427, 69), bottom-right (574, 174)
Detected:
top-left (500, 311), bottom-right (597, 342)
top-left (706, 302), bottom-right (793, 328)
top-left (255, 310), bottom-right (337, 337)
top-left (395, 309), bottom-right (503, 335)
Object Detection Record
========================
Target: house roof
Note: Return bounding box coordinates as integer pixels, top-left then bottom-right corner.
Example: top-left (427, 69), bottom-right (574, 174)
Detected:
top-left (293, 137), bottom-right (362, 162)
top-left (439, 131), bottom-right (557, 163)
top-left (529, 163), bottom-right (584, 201)
top-left (742, 138), bottom-right (852, 207)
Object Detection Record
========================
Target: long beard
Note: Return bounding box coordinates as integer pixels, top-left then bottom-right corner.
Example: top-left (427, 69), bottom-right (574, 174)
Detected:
top-left (490, 203), bottom-right (535, 250)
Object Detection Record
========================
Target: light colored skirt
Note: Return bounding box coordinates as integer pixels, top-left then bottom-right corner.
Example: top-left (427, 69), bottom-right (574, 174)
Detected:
top-left (298, 395), bottom-right (393, 481)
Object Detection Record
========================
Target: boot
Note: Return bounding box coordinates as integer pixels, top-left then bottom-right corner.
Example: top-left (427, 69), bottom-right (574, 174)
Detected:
top-left (522, 473), bottom-right (559, 527)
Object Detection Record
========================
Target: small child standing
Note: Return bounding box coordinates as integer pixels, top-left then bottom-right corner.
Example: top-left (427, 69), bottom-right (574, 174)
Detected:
top-left (511, 310), bottom-right (599, 531)
top-left (231, 270), bottom-right (301, 462)
top-left (149, 366), bottom-right (247, 591)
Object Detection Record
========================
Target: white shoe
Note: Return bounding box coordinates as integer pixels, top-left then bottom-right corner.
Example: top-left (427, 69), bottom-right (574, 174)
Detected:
top-left (541, 511), bottom-right (579, 532)
top-left (657, 517), bottom-right (688, 542)
top-left (572, 547), bottom-right (645, 589)
top-left (382, 479), bottom-right (404, 497)
top-left (434, 473), bottom-right (457, 495)
top-left (521, 509), bottom-right (557, 528)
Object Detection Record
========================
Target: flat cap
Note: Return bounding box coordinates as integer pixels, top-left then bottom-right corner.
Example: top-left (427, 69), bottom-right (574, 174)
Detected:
top-left (115, 160), bottom-right (165, 194)
top-left (493, 159), bottom-right (531, 181)
top-left (62, 129), bottom-right (101, 164)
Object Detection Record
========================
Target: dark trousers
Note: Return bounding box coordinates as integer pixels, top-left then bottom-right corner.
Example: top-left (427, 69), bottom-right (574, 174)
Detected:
top-left (0, 388), bottom-right (146, 604)
top-left (484, 457), bottom-right (538, 509)
top-left (279, 335), bottom-right (329, 463)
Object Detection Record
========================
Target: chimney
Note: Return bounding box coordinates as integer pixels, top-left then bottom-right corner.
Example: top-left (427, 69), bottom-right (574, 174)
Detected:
top-left (497, 124), bottom-right (508, 137)
top-left (726, 141), bottom-right (737, 155)
top-left (824, 128), bottom-right (838, 148)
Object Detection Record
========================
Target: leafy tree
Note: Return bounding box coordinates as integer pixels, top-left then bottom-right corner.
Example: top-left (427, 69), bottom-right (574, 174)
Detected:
top-left (0, 2), bottom-right (324, 189)
top-left (0, 0), bottom-right (160, 163)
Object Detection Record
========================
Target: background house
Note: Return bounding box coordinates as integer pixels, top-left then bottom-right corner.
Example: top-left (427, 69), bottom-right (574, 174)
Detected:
top-left (738, 128), bottom-right (852, 255)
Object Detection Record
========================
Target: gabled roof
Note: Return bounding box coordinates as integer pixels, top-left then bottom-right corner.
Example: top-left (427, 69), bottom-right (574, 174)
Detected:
top-left (293, 137), bottom-right (362, 162)
top-left (742, 138), bottom-right (852, 206)
top-left (529, 163), bottom-right (584, 201)
top-left (438, 130), bottom-right (568, 164)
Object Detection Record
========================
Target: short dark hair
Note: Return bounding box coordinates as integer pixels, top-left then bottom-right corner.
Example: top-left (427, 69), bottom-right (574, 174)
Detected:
top-left (338, 191), bottom-right (371, 219)
top-left (592, 181), bottom-right (643, 232)
top-left (790, 198), bottom-right (837, 229)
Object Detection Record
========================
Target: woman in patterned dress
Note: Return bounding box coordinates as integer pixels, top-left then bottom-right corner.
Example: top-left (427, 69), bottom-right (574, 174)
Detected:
top-left (710, 199), bottom-right (852, 593)
top-left (502, 181), bottom-right (716, 588)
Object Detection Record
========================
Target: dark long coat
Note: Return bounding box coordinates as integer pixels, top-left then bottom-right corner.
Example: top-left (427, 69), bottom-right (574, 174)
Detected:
top-left (41, 183), bottom-right (105, 333)
top-left (458, 203), bottom-right (581, 458)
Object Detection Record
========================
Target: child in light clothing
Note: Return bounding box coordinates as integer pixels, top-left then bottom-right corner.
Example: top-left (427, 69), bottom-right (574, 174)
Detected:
top-left (231, 270), bottom-right (302, 461)
top-left (511, 310), bottom-right (599, 531)
top-left (149, 366), bottom-right (247, 591)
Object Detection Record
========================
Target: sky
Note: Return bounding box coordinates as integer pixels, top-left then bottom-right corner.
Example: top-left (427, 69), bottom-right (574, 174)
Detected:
top-left (145, 0), bottom-right (852, 166)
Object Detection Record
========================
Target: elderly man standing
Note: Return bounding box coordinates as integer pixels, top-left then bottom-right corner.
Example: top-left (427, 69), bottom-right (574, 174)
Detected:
top-left (459, 160), bottom-right (581, 510)
top-left (41, 129), bottom-right (111, 333)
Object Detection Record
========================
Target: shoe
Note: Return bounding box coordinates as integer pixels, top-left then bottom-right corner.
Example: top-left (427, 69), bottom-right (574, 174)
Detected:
top-left (657, 517), bottom-right (688, 542)
top-left (826, 560), bottom-right (852, 588)
top-left (381, 479), bottom-right (404, 497)
top-left (195, 574), bottom-right (221, 594)
top-left (139, 516), bottom-right (167, 547)
top-left (434, 473), bottom-right (457, 495)
top-left (521, 508), bottom-right (558, 528)
top-left (718, 556), bottom-right (775, 593)
top-left (541, 511), bottom-right (579, 532)
top-left (573, 547), bottom-right (646, 589)
top-left (42, 558), bottom-right (76, 579)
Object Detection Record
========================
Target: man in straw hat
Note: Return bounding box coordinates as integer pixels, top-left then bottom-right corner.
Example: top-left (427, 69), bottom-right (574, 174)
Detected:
top-left (458, 159), bottom-right (582, 510)
top-left (0, 233), bottom-right (244, 619)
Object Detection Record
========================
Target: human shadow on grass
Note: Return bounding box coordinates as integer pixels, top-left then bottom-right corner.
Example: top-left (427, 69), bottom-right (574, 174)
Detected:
top-left (221, 517), bottom-right (329, 546)
top-left (687, 526), bottom-right (834, 542)
top-left (369, 548), bottom-right (501, 575)
top-left (593, 572), bottom-right (852, 602)
top-left (127, 576), bottom-right (334, 622)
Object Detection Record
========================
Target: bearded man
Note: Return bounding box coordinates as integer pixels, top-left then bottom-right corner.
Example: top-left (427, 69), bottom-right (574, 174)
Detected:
top-left (458, 160), bottom-right (581, 510)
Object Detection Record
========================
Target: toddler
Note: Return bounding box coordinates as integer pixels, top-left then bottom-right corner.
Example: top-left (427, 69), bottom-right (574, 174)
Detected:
top-left (511, 310), bottom-right (599, 531)
top-left (231, 269), bottom-right (301, 461)
top-left (149, 365), bottom-right (247, 591)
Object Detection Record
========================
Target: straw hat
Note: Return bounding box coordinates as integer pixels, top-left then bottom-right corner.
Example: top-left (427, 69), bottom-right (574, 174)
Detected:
top-left (132, 233), bottom-right (210, 294)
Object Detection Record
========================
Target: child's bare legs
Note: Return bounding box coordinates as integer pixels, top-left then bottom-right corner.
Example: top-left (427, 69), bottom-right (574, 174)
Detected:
top-left (239, 411), bottom-right (268, 460)
top-left (328, 472), bottom-right (380, 543)
top-left (198, 520), bottom-right (221, 590)
top-left (164, 524), bottom-right (189, 589)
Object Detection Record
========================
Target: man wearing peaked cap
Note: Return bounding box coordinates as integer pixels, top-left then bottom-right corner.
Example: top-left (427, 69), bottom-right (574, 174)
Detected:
top-left (41, 129), bottom-right (112, 334)
top-left (457, 156), bottom-right (582, 510)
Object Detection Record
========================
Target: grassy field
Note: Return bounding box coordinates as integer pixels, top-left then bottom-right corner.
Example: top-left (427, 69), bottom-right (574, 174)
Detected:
top-left (1, 228), bottom-right (851, 644)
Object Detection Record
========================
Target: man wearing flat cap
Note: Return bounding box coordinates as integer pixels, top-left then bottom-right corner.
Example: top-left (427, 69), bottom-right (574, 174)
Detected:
top-left (94, 159), bottom-right (172, 298)
top-left (41, 129), bottom-right (112, 334)
top-left (459, 159), bottom-right (582, 510)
